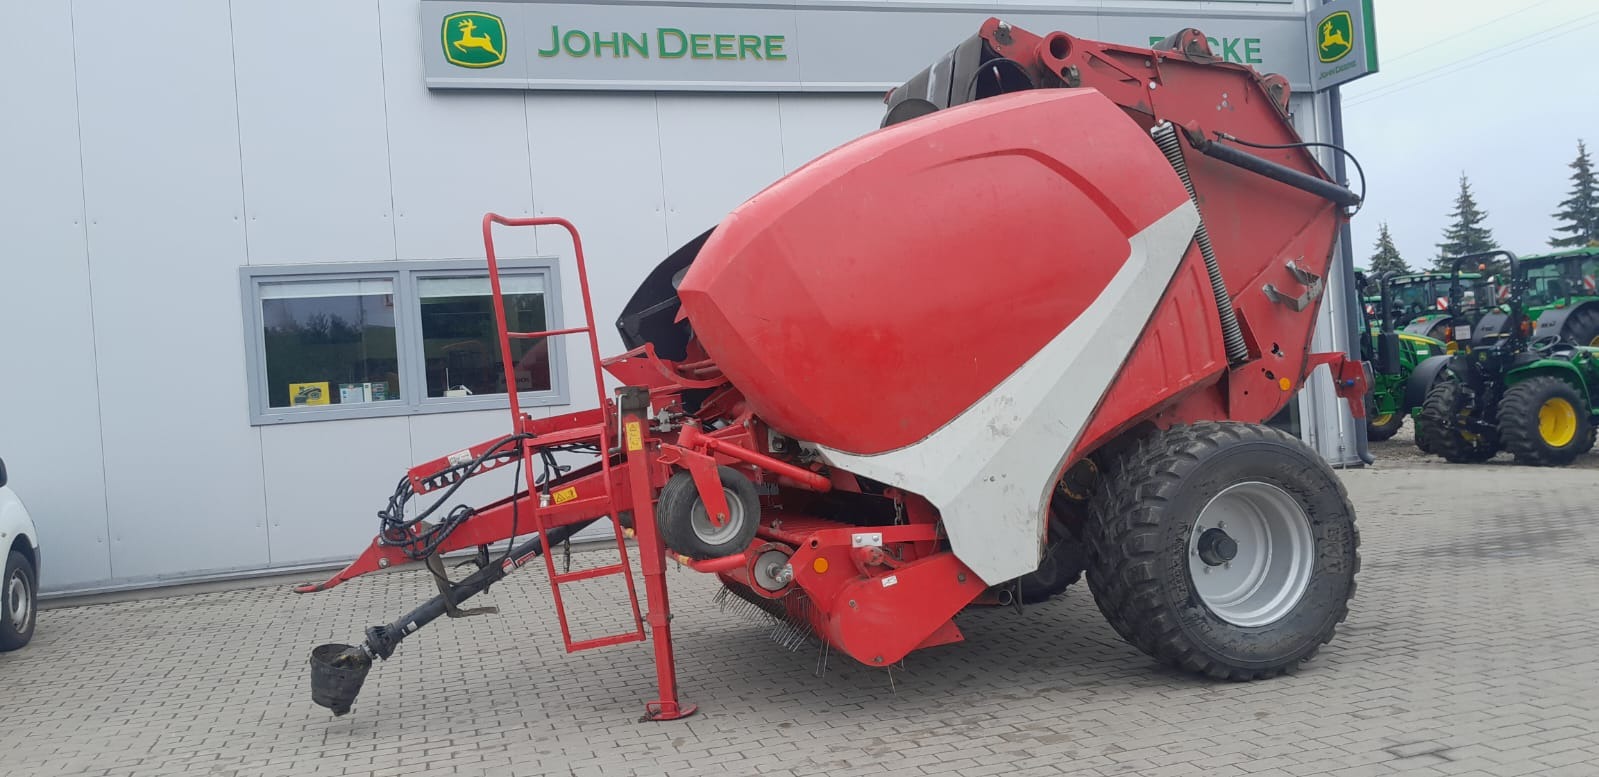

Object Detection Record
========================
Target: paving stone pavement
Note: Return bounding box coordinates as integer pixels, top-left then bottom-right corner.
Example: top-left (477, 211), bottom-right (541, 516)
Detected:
top-left (4, 453), bottom-right (1599, 777)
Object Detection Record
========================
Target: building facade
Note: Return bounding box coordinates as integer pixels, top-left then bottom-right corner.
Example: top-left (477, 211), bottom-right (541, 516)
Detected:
top-left (0, 0), bottom-right (1370, 595)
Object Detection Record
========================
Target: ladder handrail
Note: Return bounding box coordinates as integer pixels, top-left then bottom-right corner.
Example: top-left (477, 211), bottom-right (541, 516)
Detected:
top-left (480, 213), bottom-right (644, 651)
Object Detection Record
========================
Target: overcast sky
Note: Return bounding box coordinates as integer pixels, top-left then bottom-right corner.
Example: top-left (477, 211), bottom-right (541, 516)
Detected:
top-left (1340, 0), bottom-right (1597, 269)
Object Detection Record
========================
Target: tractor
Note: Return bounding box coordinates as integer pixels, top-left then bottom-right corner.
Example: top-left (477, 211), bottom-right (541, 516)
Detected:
top-left (1356, 270), bottom-right (1445, 441)
top-left (1410, 250), bottom-right (1599, 465)
top-left (1521, 246), bottom-right (1599, 347)
top-left (298, 20), bottom-right (1370, 720)
top-left (1368, 270), bottom-right (1488, 343)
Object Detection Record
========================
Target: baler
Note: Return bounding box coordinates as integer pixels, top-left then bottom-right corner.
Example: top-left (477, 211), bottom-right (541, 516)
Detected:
top-left (301, 19), bottom-right (1369, 720)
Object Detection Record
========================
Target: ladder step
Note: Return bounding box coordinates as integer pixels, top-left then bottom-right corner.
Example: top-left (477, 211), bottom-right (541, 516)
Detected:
top-left (566, 630), bottom-right (646, 652)
top-left (552, 562), bottom-right (629, 585)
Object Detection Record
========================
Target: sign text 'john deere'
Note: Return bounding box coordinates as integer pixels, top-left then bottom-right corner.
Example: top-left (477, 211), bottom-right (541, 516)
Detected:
top-left (536, 26), bottom-right (786, 61)
top-left (421, 0), bottom-right (1340, 93)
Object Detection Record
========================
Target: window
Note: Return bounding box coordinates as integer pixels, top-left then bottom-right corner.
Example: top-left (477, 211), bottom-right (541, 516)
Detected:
top-left (241, 260), bottom-right (566, 424)
top-left (260, 278), bottom-right (402, 409)
top-left (418, 275), bottom-right (551, 398)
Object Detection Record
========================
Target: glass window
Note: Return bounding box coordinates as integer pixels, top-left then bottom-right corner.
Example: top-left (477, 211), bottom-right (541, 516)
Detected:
top-left (260, 278), bottom-right (401, 409)
top-left (419, 275), bottom-right (552, 398)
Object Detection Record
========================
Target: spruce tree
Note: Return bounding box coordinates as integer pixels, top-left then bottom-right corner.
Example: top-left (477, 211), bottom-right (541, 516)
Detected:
top-left (1435, 174), bottom-right (1500, 273)
top-left (1550, 140), bottom-right (1599, 248)
top-left (1367, 223), bottom-right (1408, 276)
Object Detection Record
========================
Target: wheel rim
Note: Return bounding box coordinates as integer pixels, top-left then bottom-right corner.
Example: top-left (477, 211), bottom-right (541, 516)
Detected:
top-left (1189, 482), bottom-right (1315, 627)
top-left (1589, 335), bottom-right (1599, 348)
top-left (690, 488), bottom-right (746, 545)
top-left (1371, 413), bottom-right (1393, 427)
top-left (6, 569), bottom-right (30, 633)
top-left (1539, 397), bottom-right (1578, 447)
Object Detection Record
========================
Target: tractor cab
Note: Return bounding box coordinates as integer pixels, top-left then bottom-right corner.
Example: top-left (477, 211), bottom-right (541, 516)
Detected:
top-left (1383, 271), bottom-right (1487, 342)
top-left (1519, 247), bottom-right (1599, 346)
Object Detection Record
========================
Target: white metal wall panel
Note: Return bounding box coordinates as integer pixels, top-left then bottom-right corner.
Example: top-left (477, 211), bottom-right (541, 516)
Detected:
top-left (777, 94), bottom-right (884, 173)
top-left (232, 0), bottom-right (397, 264)
top-left (261, 417), bottom-right (412, 566)
top-left (72, 0), bottom-right (270, 581)
top-left (527, 93), bottom-right (672, 402)
top-left (0, 0), bottom-right (113, 591)
top-left (380, 0), bottom-right (537, 261)
top-left (656, 94), bottom-right (787, 248)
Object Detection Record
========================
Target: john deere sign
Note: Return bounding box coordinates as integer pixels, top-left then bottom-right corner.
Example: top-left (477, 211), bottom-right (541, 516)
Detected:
top-left (1306, 0), bottom-right (1378, 90)
top-left (420, 1), bottom-right (1343, 93)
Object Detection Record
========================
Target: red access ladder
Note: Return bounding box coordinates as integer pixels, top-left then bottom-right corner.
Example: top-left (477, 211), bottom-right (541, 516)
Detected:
top-left (480, 213), bottom-right (645, 652)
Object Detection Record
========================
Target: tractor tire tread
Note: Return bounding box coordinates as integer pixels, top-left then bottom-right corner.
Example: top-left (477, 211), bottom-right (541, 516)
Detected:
top-left (1418, 381), bottom-right (1498, 462)
top-left (1498, 376), bottom-right (1592, 467)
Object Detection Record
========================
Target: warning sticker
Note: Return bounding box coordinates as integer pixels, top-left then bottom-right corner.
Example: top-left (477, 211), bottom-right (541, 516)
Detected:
top-left (552, 486), bottom-right (578, 504)
top-left (881, 575), bottom-right (899, 588)
top-left (624, 420), bottom-right (644, 451)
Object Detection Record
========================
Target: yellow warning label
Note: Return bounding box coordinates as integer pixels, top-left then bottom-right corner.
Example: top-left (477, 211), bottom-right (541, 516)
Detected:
top-left (552, 486), bottom-right (578, 504)
top-left (625, 420), bottom-right (644, 451)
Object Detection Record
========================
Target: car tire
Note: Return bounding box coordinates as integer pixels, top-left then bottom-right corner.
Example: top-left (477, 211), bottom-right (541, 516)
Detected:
top-left (1, 549), bottom-right (37, 651)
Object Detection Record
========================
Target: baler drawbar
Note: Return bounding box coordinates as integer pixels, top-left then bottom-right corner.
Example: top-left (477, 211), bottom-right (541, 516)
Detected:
top-left (300, 19), bottom-right (1368, 720)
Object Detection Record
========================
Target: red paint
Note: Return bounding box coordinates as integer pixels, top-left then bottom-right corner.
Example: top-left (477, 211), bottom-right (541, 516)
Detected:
top-left (676, 89), bottom-right (1189, 454)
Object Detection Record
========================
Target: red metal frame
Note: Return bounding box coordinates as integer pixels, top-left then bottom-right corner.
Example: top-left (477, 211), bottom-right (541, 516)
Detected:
top-left (482, 214), bottom-right (646, 653)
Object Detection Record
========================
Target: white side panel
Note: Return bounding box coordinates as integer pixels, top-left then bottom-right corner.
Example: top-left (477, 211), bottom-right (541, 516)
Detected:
top-left (381, 0), bottom-right (535, 261)
top-left (0, 0), bottom-right (112, 591)
top-left (527, 92), bottom-right (671, 403)
top-left (816, 204), bottom-right (1201, 584)
top-left (261, 417), bottom-right (412, 566)
top-left (776, 94), bottom-right (885, 174)
top-left (656, 94), bottom-right (786, 248)
top-left (74, 0), bottom-right (269, 580)
top-left (232, 0), bottom-right (396, 264)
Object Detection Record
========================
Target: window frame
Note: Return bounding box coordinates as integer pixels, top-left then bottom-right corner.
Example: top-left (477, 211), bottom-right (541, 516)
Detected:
top-left (240, 258), bottom-right (569, 426)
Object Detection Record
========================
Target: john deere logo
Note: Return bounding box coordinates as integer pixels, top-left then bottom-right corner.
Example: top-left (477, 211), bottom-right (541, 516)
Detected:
top-left (1317, 11), bottom-right (1354, 64)
top-left (443, 12), bottom-right (506, 68)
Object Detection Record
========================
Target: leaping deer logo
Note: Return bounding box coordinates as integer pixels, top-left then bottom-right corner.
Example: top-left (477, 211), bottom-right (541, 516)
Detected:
top-left (454, 18), bottom-right (501, 58)
top-left (1320, 21), bottom-right (1350, 55)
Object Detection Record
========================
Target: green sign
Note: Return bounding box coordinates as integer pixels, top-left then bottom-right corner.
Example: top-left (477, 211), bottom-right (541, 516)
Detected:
top-left (1306, 0), bottom-right (1377, 90)
top-left (442, 11), bottom-right (506, 69)
top-left (536, 26), bottom-right (786, 61)
top-left (1147, 35), bottom-right (1263, 65)
top-left (1316, 11), bottom-right (1353, 64)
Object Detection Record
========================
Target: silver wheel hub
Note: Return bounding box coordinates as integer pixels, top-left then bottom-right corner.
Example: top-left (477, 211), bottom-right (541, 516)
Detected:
top-left (690, 487), bottom-right (745, 545)
top-left (6, 569), bottom-right (29, 633)
top-left (1188, 482), bottom-right (1314, 627)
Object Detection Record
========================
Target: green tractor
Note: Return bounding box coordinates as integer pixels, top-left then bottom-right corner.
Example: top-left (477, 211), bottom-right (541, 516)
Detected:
top-left (1520, 246), bottom-right (1599, 347)
top-left (1372, 270), bottom-right (1489, 343)
top-left (1356, 271), bottom-right (1447, 441)
top-left (1408, 250), bottom-right (1599, 466)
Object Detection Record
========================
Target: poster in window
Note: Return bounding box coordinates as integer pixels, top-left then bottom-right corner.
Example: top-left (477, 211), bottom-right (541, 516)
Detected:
top-left (289, 382), bottom-right (331, 406)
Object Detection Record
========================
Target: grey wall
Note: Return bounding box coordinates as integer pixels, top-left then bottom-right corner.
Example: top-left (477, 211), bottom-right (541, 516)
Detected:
top-left (0, 0), bottom-right (885, 594)
top-left (0, 0), bottom-right (1331, 595)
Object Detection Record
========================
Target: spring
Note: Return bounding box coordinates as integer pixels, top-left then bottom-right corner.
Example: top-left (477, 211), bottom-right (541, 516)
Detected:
top-left (1151, 122), bottom-right (1250, 365)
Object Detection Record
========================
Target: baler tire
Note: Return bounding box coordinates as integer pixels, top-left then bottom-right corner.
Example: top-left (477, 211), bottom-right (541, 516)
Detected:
top-left (1084, 422), bottom-right (1359, 681)
top-left (657, 467), bottom-right (760, 560)
top-left (1418, 381), bottom-right (1499, 463)
top-left (1013, 523), bottom-right (1086, 605)
top-left (1497, 376), bottom-right (1592, 466)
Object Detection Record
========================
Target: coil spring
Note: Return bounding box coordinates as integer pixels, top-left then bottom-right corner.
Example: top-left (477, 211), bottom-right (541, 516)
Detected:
top-left (1151, 122), bottom-right (1250, 365)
